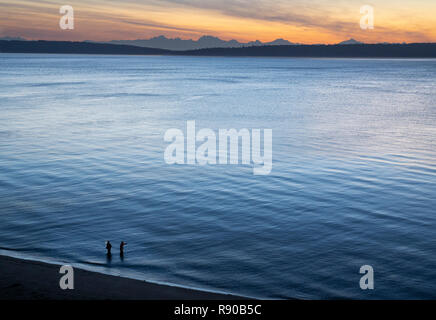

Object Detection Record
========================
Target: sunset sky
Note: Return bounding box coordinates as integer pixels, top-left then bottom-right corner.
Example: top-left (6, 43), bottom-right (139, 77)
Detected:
top-left (0, 0), bottom-right (435, 44)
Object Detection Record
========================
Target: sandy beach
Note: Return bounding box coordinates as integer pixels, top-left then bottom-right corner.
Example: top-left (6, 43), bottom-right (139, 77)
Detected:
top-left (0, 255), bottom-right (245, 300)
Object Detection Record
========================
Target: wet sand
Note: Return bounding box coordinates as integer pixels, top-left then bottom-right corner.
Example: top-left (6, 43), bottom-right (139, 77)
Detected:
top-left (0, 255), bottom-right (246, 300)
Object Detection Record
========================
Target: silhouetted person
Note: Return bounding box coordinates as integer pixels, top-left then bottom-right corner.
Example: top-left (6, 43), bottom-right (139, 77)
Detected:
top-left (106, 241), bottom-right (112, 256)
top-left (120, 241), bottom-right (126, 256)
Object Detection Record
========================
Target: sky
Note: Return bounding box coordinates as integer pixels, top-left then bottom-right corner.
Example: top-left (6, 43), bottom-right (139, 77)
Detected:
top-left (0, 0), bottom-right (435, 44)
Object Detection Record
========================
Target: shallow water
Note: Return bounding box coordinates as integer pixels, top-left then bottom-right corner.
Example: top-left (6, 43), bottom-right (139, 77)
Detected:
top-left (0, 54), bottom-right (435, 299)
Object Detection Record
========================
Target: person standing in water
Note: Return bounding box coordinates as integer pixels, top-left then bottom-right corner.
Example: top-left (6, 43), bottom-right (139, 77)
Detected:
top-left (120, 241), bottom-right (126, 256)
top-left (106, 241), bottom-right (112, 255)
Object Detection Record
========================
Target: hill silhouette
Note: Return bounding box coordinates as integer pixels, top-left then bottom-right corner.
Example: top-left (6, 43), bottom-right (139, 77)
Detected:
top-left (0, 40), bottom-right (170, 55)
top-left (179, 43), bottom-right (436, 58)
top-left (1, 40), bottom-right (436, 58)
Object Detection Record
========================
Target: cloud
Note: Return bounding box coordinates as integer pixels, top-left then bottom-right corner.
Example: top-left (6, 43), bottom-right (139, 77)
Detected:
top-left (118, 19), bottom-right (207, 35)
top-left (0, 0), bottom-right (435, 43)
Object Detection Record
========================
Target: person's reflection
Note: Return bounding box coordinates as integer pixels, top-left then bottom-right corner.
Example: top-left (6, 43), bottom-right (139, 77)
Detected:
top-left (106, 252), bottom-right (112, 264)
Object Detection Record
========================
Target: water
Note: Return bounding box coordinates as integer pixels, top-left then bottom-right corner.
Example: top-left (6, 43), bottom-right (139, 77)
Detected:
top-left (0, 54), bottom-right (435, 299)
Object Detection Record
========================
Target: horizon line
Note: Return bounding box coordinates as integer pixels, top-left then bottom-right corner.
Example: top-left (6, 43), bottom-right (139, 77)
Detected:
top-left (0, 35), bottom-right (429, 46)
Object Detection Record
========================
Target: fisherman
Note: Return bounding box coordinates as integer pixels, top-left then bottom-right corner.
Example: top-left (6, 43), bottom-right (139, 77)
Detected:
top-left (106, 241), bottom-right (112, 255)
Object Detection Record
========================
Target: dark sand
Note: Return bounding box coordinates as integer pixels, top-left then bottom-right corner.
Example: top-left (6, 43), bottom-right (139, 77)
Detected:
top-left (0, 255), bottom-right (246, 300)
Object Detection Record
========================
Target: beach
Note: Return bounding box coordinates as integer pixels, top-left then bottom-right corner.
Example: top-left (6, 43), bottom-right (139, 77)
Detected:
top-left (0, 255), bottom-right (244, 300)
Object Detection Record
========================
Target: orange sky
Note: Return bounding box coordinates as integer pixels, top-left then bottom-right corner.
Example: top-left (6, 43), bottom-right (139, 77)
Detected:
top-left (0, 0), bottom-right (435, 44)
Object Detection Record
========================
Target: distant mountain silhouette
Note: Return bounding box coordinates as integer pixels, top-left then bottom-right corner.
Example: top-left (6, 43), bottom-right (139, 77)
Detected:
top-left (1, 40), bottom-right (436, 58)
top-left (338, 38), bottom-right (364, 45)
top-left (100, 35), bottom-right (297, 50)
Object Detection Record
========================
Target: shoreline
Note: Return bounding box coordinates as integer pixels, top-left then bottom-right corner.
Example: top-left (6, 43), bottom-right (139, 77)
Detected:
top-left (0, 254), bottom-right (247, 300)
top-left (1, 40), bottom-right (436, 58)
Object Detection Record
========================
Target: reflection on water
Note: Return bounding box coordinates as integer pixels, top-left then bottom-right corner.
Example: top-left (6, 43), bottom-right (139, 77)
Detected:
top-left (0, 54), bottom-right (435, 299)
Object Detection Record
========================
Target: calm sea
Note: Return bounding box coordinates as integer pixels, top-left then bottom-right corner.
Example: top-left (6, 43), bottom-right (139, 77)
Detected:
top-left (0, 54), bottom-right (435, 299)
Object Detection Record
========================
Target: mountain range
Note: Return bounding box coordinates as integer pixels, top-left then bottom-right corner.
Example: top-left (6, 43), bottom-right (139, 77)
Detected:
top-left (99, 35), bottom-right (298, 50)
top-left (1, 36), bottom-right (416, 52)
